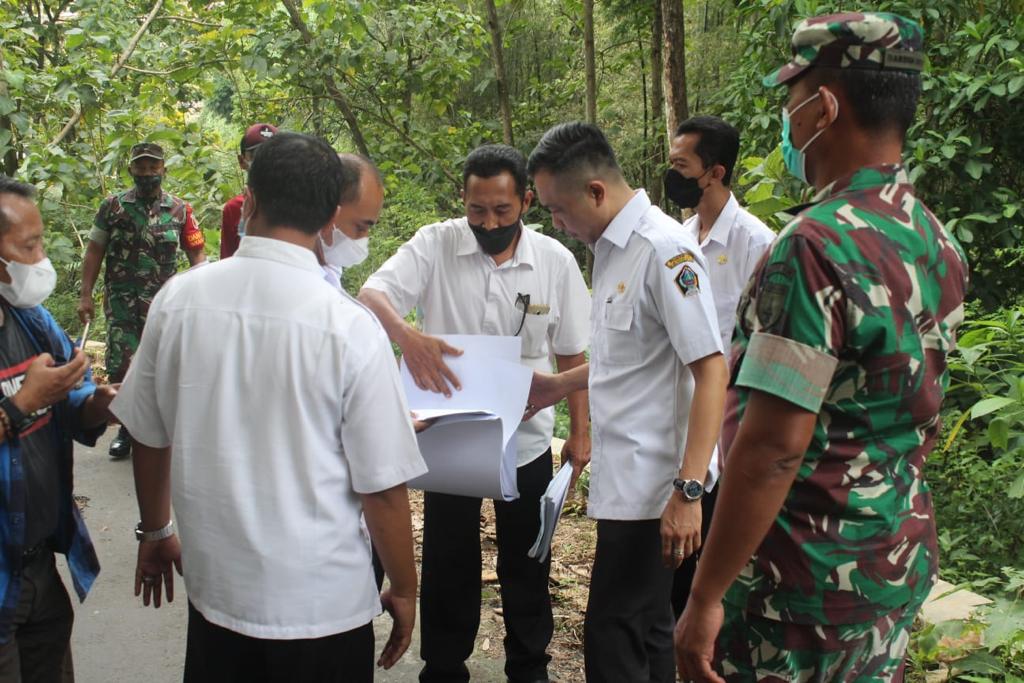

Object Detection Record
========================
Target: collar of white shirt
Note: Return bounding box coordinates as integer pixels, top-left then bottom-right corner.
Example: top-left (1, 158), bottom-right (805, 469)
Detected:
top-left (689, 193), bottom-right (739, 249)
top-left (455, 218), bottom-right (538, 269)
top-left (601, 189), bottom-right (652, 249)
top-left (235, 235), bottom-right (323, 275)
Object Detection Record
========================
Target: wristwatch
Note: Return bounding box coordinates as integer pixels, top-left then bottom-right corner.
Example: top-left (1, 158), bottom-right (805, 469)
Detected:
top-left (0, 396), bottom-right (35, 433)
top-left (135, 520), bottom-right (175, 542)
top-left (672, 478), bottom-right (704, 502)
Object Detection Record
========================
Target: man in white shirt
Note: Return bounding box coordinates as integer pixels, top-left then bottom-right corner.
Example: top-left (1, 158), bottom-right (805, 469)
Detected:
top-left (524, 123), bottom-right (728, 682)
top-left (663, 115), bottom-right (775, 620)
top-left (664, 116), bottom-right (776, 354)
top-left (359, 144), bottom-right (591, 683)
top-left (111, 133), bottom-right (427, 683)
top-left (318, 153), bottom-right (384, 290)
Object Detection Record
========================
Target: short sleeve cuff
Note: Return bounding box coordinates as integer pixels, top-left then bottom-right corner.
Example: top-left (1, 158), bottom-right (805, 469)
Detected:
top-left (109, 393), bottom-right (171, 449)
top-left (351, 459), bottom-right (429, 495)
top-left (735, 332), bottom-right (838, 413)
top-left (88, 227), bottom-right (109, 247)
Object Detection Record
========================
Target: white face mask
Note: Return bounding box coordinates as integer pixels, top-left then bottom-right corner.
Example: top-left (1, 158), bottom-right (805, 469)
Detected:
top-left (320, 227), bottom-right (369, 268)
top-left (0, 256), bottom-right (57, 308)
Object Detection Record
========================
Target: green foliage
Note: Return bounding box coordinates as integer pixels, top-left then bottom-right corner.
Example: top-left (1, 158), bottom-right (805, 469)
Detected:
top-left (926, 306), bottom-right (1024, 583)
top-left (907, 567), bottom-right (1024, 682)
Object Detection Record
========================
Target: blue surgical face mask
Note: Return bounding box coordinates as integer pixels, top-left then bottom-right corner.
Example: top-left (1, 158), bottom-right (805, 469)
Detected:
top-left (781, 91), bottom-right (838, 184)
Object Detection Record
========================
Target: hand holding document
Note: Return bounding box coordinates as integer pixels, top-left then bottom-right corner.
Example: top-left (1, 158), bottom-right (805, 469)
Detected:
top-left (528, 463), bottom-right (574, 563)
top-left (402, 335), bottom-right (531, 501)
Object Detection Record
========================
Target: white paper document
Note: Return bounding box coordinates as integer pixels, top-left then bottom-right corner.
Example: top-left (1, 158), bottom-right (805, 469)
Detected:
top-left (528, 462), bottom-right (574, 562)
top-left (402, 335), bottom-right (531, 501)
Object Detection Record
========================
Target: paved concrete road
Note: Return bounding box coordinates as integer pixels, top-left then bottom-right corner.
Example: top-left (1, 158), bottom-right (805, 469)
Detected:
top-left (61, 430), bottom-right (505, 682)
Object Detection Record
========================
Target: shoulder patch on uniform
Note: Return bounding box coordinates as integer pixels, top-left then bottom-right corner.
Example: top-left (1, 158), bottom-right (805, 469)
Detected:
top-left (675, 265), bottom-right (700, 297)
top-left (755, 263), bottom-right (795, 333)
top-left (665, 252), bottom-right (695, 269)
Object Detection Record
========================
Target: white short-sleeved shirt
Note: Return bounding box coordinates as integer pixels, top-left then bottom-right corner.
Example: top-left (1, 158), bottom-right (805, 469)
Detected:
top-left (588, 190), bottom-right (723, 520)
top-left (363, 218), bottom-right (591, 467)
top-left (682, 194), bottom-right (775, 351)
top-left (110, 236), bottom-right (427, 640)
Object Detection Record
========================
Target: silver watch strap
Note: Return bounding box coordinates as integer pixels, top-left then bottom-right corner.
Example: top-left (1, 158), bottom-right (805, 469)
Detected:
top-left (136, 520), bottom-right (174, 542)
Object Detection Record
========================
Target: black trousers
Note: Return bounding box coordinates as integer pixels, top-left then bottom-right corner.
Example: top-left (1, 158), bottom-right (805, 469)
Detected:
top-left (670, 486), bottom-right (719, 619)
top-left (584, 520), bottom-right (675, 683)
top-left (183, 602), bottom-right (374, 683)
top-left (419, 449), bottom-right (553, 683)
top-left (0, 551), bottom-right (74, 683)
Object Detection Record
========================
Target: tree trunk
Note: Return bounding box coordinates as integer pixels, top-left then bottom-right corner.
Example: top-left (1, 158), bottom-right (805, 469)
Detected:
top-left (662, 0), bottom-right (688, 139)
top-left (484, 0), bottom-right (514, 144)
top-left (0, 48), bottom-right (18, 176)
top-left (583, 0), bottom-right (597, 124)
top-left (649, 2), bottom-right (666, 205)
top-left (639, 28), bottom-right (648, 192)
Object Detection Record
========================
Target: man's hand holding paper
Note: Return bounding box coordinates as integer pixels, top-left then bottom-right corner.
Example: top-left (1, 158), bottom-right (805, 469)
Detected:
top-left (396, 326), bottom-right (463, 397)
top-left (401, 335), bottom-right (532, 500)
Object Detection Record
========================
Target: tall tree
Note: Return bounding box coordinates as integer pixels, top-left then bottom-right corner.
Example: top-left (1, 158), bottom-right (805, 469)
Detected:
top-left (649, 1), bottom-right (666, 205)
top-left (661, 0), bottom-right (688, 137)
top-left (484, 0), bottom-right (514, 144)
top-left (583, 0), bottom-right (597, 124)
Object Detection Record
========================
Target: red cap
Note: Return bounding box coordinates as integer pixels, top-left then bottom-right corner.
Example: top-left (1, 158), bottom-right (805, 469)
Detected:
top-left (241, 123), bottom-right (278, 152)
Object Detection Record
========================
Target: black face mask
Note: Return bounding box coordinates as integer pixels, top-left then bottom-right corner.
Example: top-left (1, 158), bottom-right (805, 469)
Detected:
top-left (133, 174), bottom-right (163, 195)
top-left (663, 167), bottom-right (709, 210)
top-left (469, 218), bottom-right (521, 256)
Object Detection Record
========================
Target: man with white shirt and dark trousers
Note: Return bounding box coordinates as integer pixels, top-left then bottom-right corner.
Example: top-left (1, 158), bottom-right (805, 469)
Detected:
top-left (662, 116), bottom-right (775, 619)
top-left (525, 123), bottom-right (729, 682)
top-left (111, 133), bottom-right (427, 683)
top-left (359, 144), bottom-right (591, 683)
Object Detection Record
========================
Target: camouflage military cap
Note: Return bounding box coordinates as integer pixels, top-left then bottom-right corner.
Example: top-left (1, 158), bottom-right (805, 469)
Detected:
top-left (763, 12), bottom-right (925, 88)
top-left (130, 142), bottom-right (164, 162)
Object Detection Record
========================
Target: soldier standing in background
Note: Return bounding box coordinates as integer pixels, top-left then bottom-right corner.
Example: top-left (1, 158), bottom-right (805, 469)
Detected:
top-left (78, 142), bottom-right (206, 460)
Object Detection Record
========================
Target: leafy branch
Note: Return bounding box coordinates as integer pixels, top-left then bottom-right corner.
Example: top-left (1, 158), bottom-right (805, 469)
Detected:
top-left (48, 0), bottom-right (165, 147)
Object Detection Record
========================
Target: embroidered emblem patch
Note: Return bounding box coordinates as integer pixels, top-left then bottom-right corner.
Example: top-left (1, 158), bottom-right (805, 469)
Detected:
top-left (665, 252), bottom-right (695, 269)
top-left (676, 265), bottom-right (700, 297)
top-left (616, 281), bottom-right (626, 294)
top-left (717, 254), bottom-right (729, 265)
top-left (755, 263), bottom-right (795, 333)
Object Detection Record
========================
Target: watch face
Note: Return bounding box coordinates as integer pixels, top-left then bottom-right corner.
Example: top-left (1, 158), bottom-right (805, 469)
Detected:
top-left (683, 480), bottom-right (703, 499)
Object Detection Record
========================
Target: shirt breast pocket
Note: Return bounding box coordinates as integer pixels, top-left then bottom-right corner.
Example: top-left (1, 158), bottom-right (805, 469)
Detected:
top-left (600, 302), bottom-right (641, 365)
top-left (149, 221), bottom-right (179, 264)
top-left (520, 311), bottom-right (550, 358)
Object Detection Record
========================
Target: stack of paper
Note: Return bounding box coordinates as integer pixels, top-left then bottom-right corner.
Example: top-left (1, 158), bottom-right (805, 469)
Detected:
top-left (528, 463), bottom-right (574, 562)
top-left (402, 335), bottom-right (531, 501)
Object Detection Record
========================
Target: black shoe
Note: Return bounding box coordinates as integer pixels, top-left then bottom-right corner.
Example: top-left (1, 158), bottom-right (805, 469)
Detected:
top-left (109, 427), bottom-right (132, 460)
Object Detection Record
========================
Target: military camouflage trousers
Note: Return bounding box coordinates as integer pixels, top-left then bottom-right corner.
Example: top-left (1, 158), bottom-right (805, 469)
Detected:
top-left (104, 294), bottom-right (150, 383)
top-left (714, 598), bottom-right (923, 682)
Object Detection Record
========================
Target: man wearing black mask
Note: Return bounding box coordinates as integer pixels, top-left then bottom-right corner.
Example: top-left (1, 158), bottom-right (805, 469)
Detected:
top-left (663, 117), bottom-right (775, 621)
top-left (360, 144), bottom-right (591, 683)
top-left (78, 142), bottom-right (205, 460)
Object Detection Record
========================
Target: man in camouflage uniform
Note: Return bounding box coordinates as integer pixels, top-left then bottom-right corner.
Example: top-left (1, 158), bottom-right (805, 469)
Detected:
top-left (78, 142), bottom-right (206, 459)
top-left (674, 13), bottom-right (969, 682)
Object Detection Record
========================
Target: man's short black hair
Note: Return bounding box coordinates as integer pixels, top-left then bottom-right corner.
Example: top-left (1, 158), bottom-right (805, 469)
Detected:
top-left (526, 122), bottom-right (621, 182)
top-left (0, 176), bottom-right (37, 235)
top-left (337, 154), bottom-right (383, 205)
top-left (804, 67), bottom-right (922, 137)
top-left (673, 116), bottom-right (740, 186)
top-left (463, 144), bottom-right (528, 200)
top-left (247, 133), bottom-right (343, 235)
